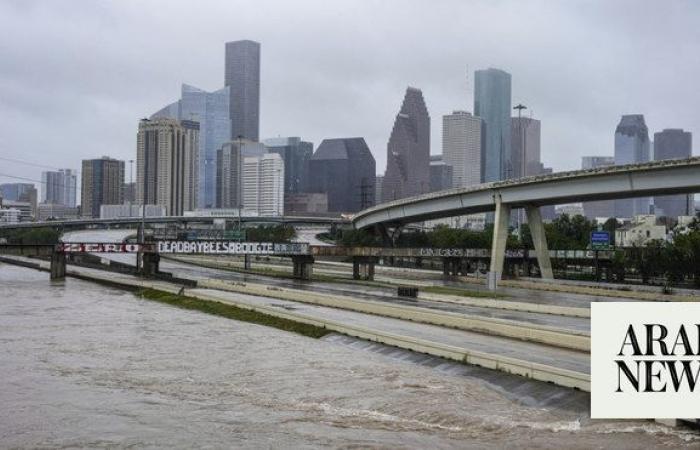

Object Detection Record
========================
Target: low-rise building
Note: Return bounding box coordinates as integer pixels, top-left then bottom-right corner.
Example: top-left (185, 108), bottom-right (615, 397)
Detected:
top-left (99, 204), bottom-right (167, 219)
top-left (615, 215), bottom-right (666, 247)
top-left (2, 200), bottom-right (34, 222)
top-left (284, 193), bottom-right (328, 215)
top-left (0, 208), bottom-right (21, 223)
top-left (36, 203), bottom-right (80, 221)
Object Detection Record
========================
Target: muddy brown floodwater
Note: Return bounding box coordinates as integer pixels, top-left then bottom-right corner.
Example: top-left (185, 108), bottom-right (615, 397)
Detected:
top-left (1, 263), bottom-right (697, 449)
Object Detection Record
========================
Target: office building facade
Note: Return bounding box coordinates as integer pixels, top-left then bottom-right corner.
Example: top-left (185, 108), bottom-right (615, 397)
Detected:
top-left (242, 153), bottom-right (284, 216)
top-left (429, 155), bottom-right (453, 192)
top-left (474, 68), bottom-right (512, 182)
top-left (442, 111), bottom-right (482, 187)
top-left (41, 169), bottom-right (77, 207)
top-left (151, 84), bottom-right (231, 208)
top-left (215, 139), bottom-right (266, 209)
top-left (81, 157), bottom-right (125, 218)
top-left (136, 118), bottom-right (200, 216)
top-left (581, 156), bottom-right (616, 220)
top-left (263, 137), bottom-right (313, 194)
top-left (653, 128), bottom-right (693, 219)
top-left (614, 115), bottom-right (651, 218)
top-left (382, 87), bottom-right (430, 201)
top-left (225, 40), bottom-right (260, 141)
top-left (308, 138), bottom-right (376, 213)
top-left (510, 116), bottom-right (541, 179)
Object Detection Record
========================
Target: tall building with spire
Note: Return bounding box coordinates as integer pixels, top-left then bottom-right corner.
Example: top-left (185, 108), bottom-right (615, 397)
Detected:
top-left (225, 40), bottom-right (260, 141)
top-left (653, 128), bottom-right (693, 219)
top-left (382, 87), bottom-right (430, 201)
top-left (474, 68), bottom-right (511, 182)
top-left (614, 115), bottom-right (650, 218)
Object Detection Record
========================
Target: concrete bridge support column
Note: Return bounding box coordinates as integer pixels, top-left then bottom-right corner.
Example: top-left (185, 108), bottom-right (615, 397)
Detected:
top-left (141, 252), bottom-right (160, 277)
top-left (525, 204), bottom-right (554, 280)
top-left (489, 196), bottom-right (511, 281)
top-left (292, 255), bottom-right (314, 280)
top-left (352, 256), bottom-right (377, 281)
top-left (244, 254), bottom-right (252, 270)
top-left (50, 251), bottom-right (66, 280)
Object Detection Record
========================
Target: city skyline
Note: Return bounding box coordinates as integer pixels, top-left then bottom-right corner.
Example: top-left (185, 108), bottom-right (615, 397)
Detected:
top-left (1, 0), bottom-right (698, 190)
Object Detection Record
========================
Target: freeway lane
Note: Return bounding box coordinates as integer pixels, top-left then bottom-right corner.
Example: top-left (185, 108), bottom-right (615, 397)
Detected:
top-left (59, 230), bottom-right (592, 334)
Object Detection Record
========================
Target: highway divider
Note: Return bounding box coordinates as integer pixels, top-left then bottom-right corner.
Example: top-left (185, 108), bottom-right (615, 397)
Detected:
top-left (198, 278), bottom-right (590, 352)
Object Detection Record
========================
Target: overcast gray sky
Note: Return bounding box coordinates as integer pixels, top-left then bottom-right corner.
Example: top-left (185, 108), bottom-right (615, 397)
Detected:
top-left (1, 0), bottom-right (698, 190)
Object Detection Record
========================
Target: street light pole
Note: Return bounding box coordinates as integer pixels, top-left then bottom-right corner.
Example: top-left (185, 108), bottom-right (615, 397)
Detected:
top-left (237, 135), bottom-right (243, 241)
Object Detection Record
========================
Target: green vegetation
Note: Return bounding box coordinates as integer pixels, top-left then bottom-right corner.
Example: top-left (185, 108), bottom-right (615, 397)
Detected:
top-left (138, 288), bottom-right (330, 338)
top-left (245, 225), bottom-right (296, 242)
top-left (0, 227), bottom-right (60, 244)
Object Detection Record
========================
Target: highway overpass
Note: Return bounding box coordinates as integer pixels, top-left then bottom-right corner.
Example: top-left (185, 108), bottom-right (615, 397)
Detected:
top-left (353, 157), bottom-right (700, 282)
top-left (0, 214), bottom-right (348, 230)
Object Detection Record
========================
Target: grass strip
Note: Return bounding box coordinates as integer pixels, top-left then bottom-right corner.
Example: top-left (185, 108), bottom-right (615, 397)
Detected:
top-left (137, 288), bottom-right (331, 339)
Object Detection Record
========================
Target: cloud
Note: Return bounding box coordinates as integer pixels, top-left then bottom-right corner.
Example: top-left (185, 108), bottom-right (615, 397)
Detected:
top-left (0, 0), bottom-right (697, 193)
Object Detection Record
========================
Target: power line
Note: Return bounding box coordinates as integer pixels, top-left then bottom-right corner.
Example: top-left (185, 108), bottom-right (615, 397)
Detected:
top-left (0, 156), bottom-right (79, 174)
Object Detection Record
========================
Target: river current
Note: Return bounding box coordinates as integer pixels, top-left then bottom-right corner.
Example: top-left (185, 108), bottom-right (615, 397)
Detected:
top-left (1, 263), bottom-right (697, 448)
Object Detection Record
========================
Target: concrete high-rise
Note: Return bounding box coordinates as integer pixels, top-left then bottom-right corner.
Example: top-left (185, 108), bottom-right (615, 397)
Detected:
top-left (41, 169), bottom-right (77, 207)
top-left (215, 139), bottom-right (266, 209)
top-left (136, 118), bottom-right (200, 216)
top-left (382, 87), bottom-right (430, 201)
top-left (582, 156), bottom-right (615, 170)
top-left (242, 153), bottom-right (284, 216)
top-left (0, 183), bottom-right (35, 202)
top-left (653, 128), bottom-right (693, 219)
top-left (474, 68), bottom-right (511, 182)
top-left (225, 40), bottom-right (260, 141)
top-left (308, 138), bottom-right (376, 213)
top-left (442, 111), bottom-right (482, 187)
top-left (429, 155), bottom-right (453, 192)
top-left (581, 156), bottom-right (615, 220)
top-left (263, 137), bottom-right (313, 194)
top-left (614, 115), bottom-right (651, 218)
top-left (81, 157), bottom-right (125, 218)
top-left (151, 84), bottom-right (231, 209)
top-left (510, 117), bottom-right (541, 179)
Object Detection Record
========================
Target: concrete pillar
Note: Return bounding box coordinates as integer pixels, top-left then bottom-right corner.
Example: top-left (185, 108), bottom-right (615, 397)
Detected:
top-left (352, 257), bottom-right (376, 281)
top-left (141, 252), bottom-right (160, 277)
top-left (525, 204), bottom-right (554, 280)
top-left (292, 256), bottom-right (314, 280)
top-left (50, 251), bottom-right (66, 280)
top-left (244, 254), bottom-right (252, 270)
top-left (489, 195), bottom-right (511, 281)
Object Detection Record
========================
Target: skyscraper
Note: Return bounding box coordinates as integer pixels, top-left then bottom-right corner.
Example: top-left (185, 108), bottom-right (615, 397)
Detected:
top-left (136, 118), bottom-right (200, 216)
top-left (382, 87), bottom-right (430, 201)
top-left (41, 169), bottom-right (77, 207)
top-left (215, 139), bottom-right (266, 209)
top-left (308, 138), bottom-right (376, 213)
top-left (581, 156), bottom-right (616, 220)
top-left (653, 128), bottom-right (693, 219)
top-left (80, 157), bottom-right (125, 218)
top-left (614, 115), bottom-right (651, 218)
top-left (242, 153), bottom-right (284, 216)
top-left (429, 155), bottom-right (453, 192)
top-left (474, 68), bottom-right (512, 182)
top-left (151, 84), bottom-right (231, 208)
top-left (442, 111), bottom-right (482, 187)
top-left (263, 137), bottom-right (313, 194)
top-left (0, 183), bottom-right (36, 202)
top-left (510, 116), bottom-right (541, 179)
top-left (225, 40), bottom-right (260, 141)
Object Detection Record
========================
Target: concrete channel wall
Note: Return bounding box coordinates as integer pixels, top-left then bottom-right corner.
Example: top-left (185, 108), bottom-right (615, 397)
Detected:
top-left (0, 256), bottom-right (591, 391)
top-left (198, 279), bottom-right (590, 352)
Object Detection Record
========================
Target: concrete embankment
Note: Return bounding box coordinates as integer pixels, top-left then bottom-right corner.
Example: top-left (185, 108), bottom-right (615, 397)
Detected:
top-left (0, 256), bottom-right (590, 391)
top-left (197, 278), bottom-right (590, 352)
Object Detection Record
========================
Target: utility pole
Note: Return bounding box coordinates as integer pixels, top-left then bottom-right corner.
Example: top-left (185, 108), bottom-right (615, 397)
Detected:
top-left (236, 135), bottom-right (243, 241)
